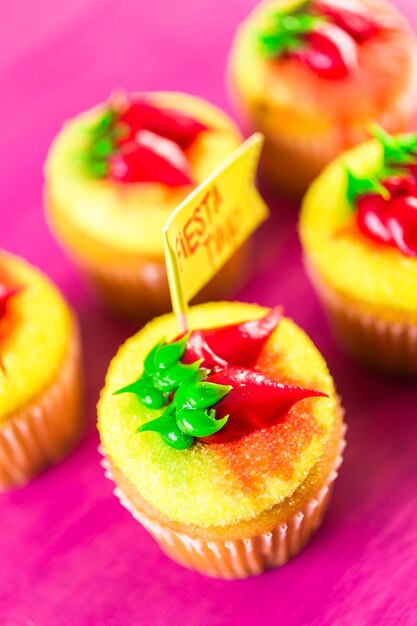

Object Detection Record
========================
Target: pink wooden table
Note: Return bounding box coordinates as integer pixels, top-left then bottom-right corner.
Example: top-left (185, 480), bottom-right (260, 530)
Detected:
top-left (2, 1), bottom-right (417, 624)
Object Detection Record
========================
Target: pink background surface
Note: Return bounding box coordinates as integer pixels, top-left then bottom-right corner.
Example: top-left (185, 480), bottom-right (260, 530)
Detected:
top-left (2, 1), bottom-right (417, 624)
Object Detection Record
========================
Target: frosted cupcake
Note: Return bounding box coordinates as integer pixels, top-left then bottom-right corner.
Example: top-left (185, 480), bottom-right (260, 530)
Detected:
top-left (98, 301), bottom-right (345, 578)
top-left (0, 251), bottom-right (83, 490)
top-left (300, 126), bottom-right (417, 374)
top-left (44, 92), bottom-right (246, 320)
top-left (229, 0), bottom-right (417, 196)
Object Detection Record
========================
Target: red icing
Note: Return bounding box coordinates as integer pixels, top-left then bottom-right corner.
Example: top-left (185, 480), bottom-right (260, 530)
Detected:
top-left (314, 0), bottom-right (380, 43)
top-left (177, 307), bottom-right (326, 444)
top-left (118, 97), bottom-right (207, 150)
top-left (199, 367), bottom-right (326, 444)
top-left (92, 95), bottom-right (208, 186)
top-left (109, 131), bottom-right (192, 186)
top-left (273, 0), bottom-right (384, 80)
top-left (357, 174), bottom-right (417, 256)
top-left (182, 306), bottom-right (283, 369)
top-left (0, 285), bottom-right (19, 318)
top-left (0, 284), bottom-right (20, 367)
top-left (294, 25), bottom-right (357, 80)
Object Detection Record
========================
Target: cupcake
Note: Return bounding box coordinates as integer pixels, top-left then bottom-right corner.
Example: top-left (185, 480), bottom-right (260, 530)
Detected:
top-left (97, 301), bottom-right (345, 578)
top-left (229, 0), bottom-right (417, 196)
top-left (300, 126), bottom-right (417, 374)
top-left (0, 251), bottom-right (83, 490)
top-left (44, 92), bottom-right (247, 320)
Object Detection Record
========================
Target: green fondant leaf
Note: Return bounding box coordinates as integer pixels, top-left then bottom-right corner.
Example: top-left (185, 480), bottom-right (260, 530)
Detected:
top-left (176, 407), bottom-right (229, 437)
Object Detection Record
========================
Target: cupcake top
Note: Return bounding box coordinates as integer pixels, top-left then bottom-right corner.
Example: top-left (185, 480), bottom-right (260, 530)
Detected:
top-left (45, 92), bottom-right (242, 258)
top-left (300, 127), bottom-right (417, 320)
top-left (0, 252), bottom-right (71, 421)
top-left (98, 302), bottom-right (338, 528)
top-left (230, 0), bottom-right (417, 129)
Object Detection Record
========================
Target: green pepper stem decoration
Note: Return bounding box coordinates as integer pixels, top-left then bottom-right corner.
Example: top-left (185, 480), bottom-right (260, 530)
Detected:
top-left (80, 107), bottom-right (121, 178)
top-left (256, 5), bottom-right (323, 59)
top-left (115, 336), bottom-right (231, 450)
top-left (345, 125), bottom-right (417, 207)
top-left (371, 124), bottom-right (417, 167)
top-left (344, 163), bottom-right (390, 207)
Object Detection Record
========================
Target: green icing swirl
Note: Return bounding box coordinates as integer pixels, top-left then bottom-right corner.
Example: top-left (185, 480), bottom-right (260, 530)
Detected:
top-left (345, 125), bottom-right (417, 206)
top-left (255, 2), bottom-right (324, 59)
top-left (115, 335), bottom-right (231, 450)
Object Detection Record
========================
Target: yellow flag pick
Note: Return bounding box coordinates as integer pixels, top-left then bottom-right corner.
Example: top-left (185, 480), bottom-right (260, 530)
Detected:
top-left (163, 132), bottom-right (268, 332)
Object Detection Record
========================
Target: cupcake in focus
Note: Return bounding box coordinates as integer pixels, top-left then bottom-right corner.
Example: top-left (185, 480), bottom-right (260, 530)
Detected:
top-left (98, 301), bottom-right (345, 578)
top-left (44, 92), bottom-right (246, 320)
top-left (0, 251), bottom-right (83, 490)
top-left (300, 126), bottom-right (417, 374)
top-left (229, 0), bottom-right (417, 196)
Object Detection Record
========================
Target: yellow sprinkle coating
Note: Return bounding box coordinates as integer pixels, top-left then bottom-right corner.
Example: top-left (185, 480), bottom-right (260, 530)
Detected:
top-left (300, 139), bottom-right (417, 320)
top-left (97, 302), bottom-right (338, 528)
top-left (0, 252), bottom-right (72, 421)
top-left (44, 92), bottom-right (242, 260)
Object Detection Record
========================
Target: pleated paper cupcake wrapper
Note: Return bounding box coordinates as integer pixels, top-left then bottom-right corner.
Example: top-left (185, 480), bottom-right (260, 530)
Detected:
top-left (75, 254), bottom-right (172, 321)
top-left (232, 52), bottom-right (417, 197)
top-left (308, 264), bottom-right (417, 375)
top-left (99, 424), bottom-right (346, 579)
top-left (68, 245), bottom-right (250, 322)
top-left (0, 321), bottom-right (83, 491)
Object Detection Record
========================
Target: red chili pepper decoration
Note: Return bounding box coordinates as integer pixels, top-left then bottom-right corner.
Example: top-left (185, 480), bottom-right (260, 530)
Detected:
top-left (258, 0), bottom-right (386, 80)
top-left (118, 96), bottom-right (208, 150)
top-left (86, 95), bottom-right (207, 186)
top-left (314, 0), bottom-right (380, 43)
top-left (295, 24), bottom-right (358, 80)
top-left (0, 285), bottom-right (20, 318)
top-left (109, 130), bottom-right (192, 186)
top-left (357, 175), bottom-right (417, 256)
top-left (198, 367), bottom-right (327, 444)
top-left (182, 306), bottom-right (283, 369)
top-left (0, 285), bottom-right (20, 371)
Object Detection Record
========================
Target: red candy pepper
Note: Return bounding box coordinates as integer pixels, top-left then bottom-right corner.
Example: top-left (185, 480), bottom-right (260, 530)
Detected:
top-left (199, 367), bottom-right (327, 444)
top-left (182, 306), bottom-right (283, 369)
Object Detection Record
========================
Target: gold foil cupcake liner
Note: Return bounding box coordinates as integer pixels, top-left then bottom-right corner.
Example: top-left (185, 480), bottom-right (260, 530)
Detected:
top-left (308, 265), bottom-right (417, 375)
top-left (0, 321), bottom-right (83, 491)
top-left (99, 424), bottom-right (346, 579)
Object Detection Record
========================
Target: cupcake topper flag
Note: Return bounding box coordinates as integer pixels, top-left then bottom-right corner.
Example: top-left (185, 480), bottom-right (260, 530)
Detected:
top-left (163, 133), bottom-right (268, 333)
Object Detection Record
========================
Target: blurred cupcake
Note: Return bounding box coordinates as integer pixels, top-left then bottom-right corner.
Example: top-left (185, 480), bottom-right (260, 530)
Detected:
top-left (98, 301), bottom-right (344, 578)
top-left (229, 0), bottom-right (417, 196)
top-left (44, 92), bottom-right (246, 320)
top-left (300, 126), bottom-right (417, 374)
top-left (0, 251), bottom-right (83, 490)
